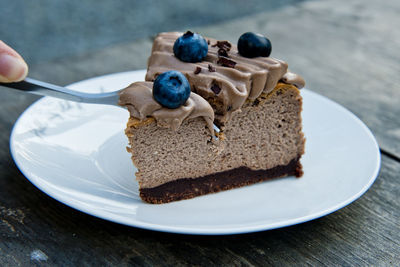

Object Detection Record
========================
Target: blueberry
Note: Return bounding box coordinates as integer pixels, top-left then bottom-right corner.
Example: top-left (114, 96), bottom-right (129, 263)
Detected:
top-left (238, 32), bottom-right (272, 58)
top-left (153, 71), bottom-right (191, 109)
top-left (173, 31), bottom-right (208, 63)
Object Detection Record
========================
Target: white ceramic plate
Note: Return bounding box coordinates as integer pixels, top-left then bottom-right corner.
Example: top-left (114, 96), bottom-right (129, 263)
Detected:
top-left (10, 70), bottom-right (381, 235)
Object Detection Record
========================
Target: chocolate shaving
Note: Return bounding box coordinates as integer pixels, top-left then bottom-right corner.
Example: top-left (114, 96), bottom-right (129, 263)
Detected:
top-left (218, 48), bottom-right (228, 57)
top-left (207, 39), bottom-right (210, 45)
top-left (211, 84), bottom-right (221, 95)
top-left (217, 56), bottom-right (236, 68)
top-left (194, 66), bottom-right (201, 74)
top-left (208, 64), bottom-right (216, 72)
top-left (252, 99), bottom-right (260, 107)
top-left (212, 41), bottom-right (232, 51)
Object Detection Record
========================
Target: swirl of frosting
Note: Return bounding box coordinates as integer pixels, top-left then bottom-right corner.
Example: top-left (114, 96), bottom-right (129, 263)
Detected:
top-left (119, 82), bottom-right (215, 135)
top-left (145, 32), bottom-right (305, 124)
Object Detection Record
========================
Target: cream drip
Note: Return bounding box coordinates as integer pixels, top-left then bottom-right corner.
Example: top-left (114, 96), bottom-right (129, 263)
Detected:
top-left (281, 72), bottom-right (305, 89)
top-left (145, 32), bottom-right (305, 124)
top-left (119, 82), bottom-right (215, 135)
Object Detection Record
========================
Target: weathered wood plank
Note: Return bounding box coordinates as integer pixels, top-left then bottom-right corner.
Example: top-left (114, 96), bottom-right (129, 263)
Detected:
top-left (0, 153), bottom-right (398, 266)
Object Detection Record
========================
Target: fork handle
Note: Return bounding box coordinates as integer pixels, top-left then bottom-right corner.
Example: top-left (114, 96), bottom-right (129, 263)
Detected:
top-left (0, 77), bottom-right (120, 105)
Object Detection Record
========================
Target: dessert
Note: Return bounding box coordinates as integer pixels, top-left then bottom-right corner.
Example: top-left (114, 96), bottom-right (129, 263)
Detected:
top-left (120, 31), bottom-right (305, 204)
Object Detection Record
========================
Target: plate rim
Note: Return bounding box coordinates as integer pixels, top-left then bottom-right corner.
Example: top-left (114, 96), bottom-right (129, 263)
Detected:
top-left (9, 70), bottom-right (381, 235)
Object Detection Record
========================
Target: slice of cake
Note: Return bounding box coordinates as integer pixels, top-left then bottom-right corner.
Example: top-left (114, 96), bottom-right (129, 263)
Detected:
top-left (120, 31), bottom-right (305, 204)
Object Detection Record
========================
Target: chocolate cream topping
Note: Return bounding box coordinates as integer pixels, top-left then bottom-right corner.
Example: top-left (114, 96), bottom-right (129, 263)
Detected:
top-left (145, 32), bottom-right (305, 124)
top-left (119, 82), bottom-right (215, 135)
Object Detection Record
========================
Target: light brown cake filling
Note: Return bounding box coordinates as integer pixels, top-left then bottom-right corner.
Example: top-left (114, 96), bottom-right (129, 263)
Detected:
top-left (125, 83), bottom-right (304, 189)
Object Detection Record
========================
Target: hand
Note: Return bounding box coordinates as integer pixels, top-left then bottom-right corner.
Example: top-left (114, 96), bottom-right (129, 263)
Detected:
top-left (0, 41), bottom-right (28, 83)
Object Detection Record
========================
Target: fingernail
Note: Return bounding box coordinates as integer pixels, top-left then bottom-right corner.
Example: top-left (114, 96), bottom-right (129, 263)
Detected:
top-left (0, 54), bottom-right (28, 82)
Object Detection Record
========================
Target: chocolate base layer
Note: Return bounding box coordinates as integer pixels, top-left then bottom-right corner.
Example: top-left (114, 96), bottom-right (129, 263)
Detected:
top-left (140, 157), bottom-right (303, 204)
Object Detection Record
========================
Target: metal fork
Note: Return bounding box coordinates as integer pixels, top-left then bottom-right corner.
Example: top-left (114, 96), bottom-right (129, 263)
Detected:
top-left (0, 77), bottom-right (221, 133)
top-left (0, 77), bottom-right (121, 106)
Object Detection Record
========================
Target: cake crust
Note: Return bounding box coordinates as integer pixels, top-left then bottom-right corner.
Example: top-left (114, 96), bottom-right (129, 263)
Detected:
top-left (140, 157), bottom-right (302, 204)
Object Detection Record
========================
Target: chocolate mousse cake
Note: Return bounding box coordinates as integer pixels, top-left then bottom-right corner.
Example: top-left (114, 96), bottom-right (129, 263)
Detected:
top-left (120, 31), bottom-right (305, 204)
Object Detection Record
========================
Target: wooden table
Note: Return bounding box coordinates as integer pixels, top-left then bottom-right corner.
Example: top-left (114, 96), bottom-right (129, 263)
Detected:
top-left (1, 0), bottom-right (399, 265)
